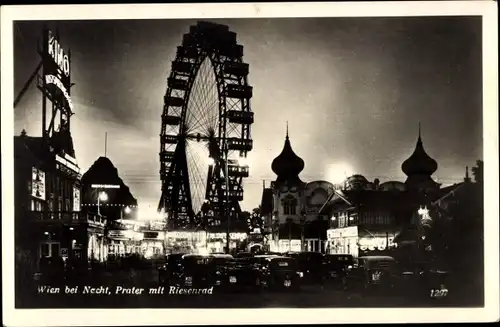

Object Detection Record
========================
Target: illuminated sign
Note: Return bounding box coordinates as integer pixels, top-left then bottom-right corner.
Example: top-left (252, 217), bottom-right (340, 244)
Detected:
top-left (55, 154), bottom-right (80, 174)
top-left (48, 30), bottom-right (70, 77)
top-left (31, 167), bottom-right (46, 200)
top-left (108, 230), bottom-right (143, 241)
top-left (143, 231), bottom-right (165, 240)
top-left (165, 231), bottom-right (247, 241)
top-left (45, 74), bottom-right (74, 111)
top-left (73, 187), bottom-right (81, 212)
top-left (91, 184), bottom-right (121, 189)
top-left (358, 236), bottom-right (395, 251)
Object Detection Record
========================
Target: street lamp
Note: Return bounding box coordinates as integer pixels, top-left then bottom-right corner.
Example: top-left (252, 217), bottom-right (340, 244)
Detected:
top-left (124, 206), bottom-right (132, 214)
top-left (97, 191), bottom-right (108, 216)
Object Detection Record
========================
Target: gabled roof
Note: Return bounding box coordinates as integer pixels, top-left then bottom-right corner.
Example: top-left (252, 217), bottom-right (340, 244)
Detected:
top-left (319, 189), bottom-right (412, 214)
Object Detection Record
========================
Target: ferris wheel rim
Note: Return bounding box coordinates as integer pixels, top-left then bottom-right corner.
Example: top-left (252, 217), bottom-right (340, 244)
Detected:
top-left (159, 22), bottom-right (254, 228)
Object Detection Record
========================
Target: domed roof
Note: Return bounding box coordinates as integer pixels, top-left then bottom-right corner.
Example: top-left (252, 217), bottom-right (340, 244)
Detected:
top-left (402, 126), bottom-right (438, 177)
top-left (271, 125), bottom-right (304, 183)
top-left (345, 174), bottom-right (369, 190)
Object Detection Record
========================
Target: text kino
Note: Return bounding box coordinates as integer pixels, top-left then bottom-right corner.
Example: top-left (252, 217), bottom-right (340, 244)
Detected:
top-left (45, 74), bottom-right (74, 112)
top-left (48, 33), bottom-right (70, 77)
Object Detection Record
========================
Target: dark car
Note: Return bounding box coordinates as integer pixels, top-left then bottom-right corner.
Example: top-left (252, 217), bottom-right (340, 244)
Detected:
top-left (254, 255), bottom-right (302, 290)
top-left (158, 253), bottom-right (187, 285)
top-left (397, 262), bottom-right (451, 302)
top-left (285, 251), bottom-right (325, 284)
top-left (324, 254), bottom-right (354, 283)
top-left (171, 254), bottom-right (234, 288)
top-left (218, 257), bottom-right (262, 292)
top-left (344, 256), bottom-right (399, 292)
top-left (235, 252), bottom-right (255, 259)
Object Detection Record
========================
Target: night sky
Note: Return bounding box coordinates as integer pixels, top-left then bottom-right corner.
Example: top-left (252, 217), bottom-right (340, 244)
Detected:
top-left (13, 17), bottom-right (483, 213)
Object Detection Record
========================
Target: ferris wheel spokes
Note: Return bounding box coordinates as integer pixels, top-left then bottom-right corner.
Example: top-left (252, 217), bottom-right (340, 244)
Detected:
top-left (159, 21), bottom-right (254, 230)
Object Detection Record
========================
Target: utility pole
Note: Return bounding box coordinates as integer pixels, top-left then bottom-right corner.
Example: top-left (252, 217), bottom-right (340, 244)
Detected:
top-left (224, 142), bottom-right (230, 254)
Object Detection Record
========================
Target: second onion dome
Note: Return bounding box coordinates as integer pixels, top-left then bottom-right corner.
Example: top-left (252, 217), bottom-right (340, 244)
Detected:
top-left (401, 125), bottom-right (438, 177)
top-left (271, 123), bottom-right (305, 184)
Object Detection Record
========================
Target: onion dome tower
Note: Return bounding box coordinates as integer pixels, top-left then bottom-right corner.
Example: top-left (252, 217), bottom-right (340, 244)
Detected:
top-left (401, 124), bottom-right (440, 193)
top-left (271, 123), bottom-right (305, 185)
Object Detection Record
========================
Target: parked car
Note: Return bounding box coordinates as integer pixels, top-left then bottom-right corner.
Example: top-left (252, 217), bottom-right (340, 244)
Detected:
top-left (235, 252), bottom-right (255, 259)
top-left (158, 253), bottom-right (187, 285)
top-left (170, 254), bottom-right (234, 288)
top-left (344, 256), bottom-right (399, 292)
top-left (218, 257), bottom-right (262, 292)
top-left (324, 254), bottom-right (354, 284)
top-left (284, 251), bottom-right (325, 284)
top-left (254, 255), bottom-right (302, 291)
top-left (396, 261), bottom-right (451, 302)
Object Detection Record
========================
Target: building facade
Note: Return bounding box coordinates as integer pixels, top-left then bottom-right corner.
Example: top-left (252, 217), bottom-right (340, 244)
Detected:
top-left (80, 156), bottom-right (139, 259)
top-left (14, 130), bottom-right (105, 269)
top-left (321, 128), bottom-right (442, 258)
top-left (262, 128), bottom-right (334, 253)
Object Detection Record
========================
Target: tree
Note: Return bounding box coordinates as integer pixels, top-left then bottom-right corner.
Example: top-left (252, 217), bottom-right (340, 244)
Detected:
top-left (248, 206), bottom-right (264, 232)
top-left (240, 210), bottom-right (251, 231)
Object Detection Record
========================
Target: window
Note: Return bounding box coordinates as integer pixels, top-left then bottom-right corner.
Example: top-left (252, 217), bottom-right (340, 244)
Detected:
top-left (282, 196), bottom-right (297, 215)
top-left (31, 199), bottom-right (43, 212)
top-left (40, 242), bottom-right (59, 258)
top-left (65, 198), bottom-right (71, 212)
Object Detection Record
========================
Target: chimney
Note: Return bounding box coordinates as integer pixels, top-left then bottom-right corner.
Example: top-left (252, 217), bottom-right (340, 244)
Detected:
top-left (464, 166), bottom-right (471, 183)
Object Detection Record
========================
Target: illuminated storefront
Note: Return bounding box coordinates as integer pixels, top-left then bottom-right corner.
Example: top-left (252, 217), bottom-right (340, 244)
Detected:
top-left (164, 231), bottom-right (247, 254)
top-left (326, 226), bottom-right (397, 257)
top-left (269, 239), bottom-right (301, 253)
top-left (107, 229), bottom-right (143, 257)
top-left (141, 231), bottom-right (165, 258)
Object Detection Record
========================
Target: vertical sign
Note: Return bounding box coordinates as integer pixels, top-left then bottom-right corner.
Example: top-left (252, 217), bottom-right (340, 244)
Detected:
top-left (32, 167), bottom-right (46, 200)
top-left (73, 187), bottom-right (81, 212)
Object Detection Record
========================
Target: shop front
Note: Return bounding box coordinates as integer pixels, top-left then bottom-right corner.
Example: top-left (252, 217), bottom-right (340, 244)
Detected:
top-left (141, 231), bottom-right (165, 258)
top-left (269, 239), bottom-right (301, 253)
top-left (164, 231), bottom-right (247, 254)
top-left (107, 229), bottom-right (143, 259)
top-left (326, 226), bottom-right (398, 258)
top-left (326, 226), bottom-right (359, 257)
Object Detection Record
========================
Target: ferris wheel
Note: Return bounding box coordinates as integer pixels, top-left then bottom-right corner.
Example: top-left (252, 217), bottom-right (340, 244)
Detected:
top-left (158, 21), bottom-right (254, 230)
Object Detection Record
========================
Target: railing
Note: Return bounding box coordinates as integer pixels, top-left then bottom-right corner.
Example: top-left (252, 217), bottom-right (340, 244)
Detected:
top-left (31, 211), bottom-right (106, 226)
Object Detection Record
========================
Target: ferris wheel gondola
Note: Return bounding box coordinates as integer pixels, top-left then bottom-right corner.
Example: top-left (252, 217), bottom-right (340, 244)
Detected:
top-left (158, 21), bottom-right (254, 230)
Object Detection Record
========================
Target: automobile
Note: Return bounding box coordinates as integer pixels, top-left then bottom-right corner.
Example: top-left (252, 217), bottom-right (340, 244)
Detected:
top-left (158, 253), bottom-right (187, 285)
top-left (396, 261), bottom-right (451, 302)
top-left (344, 256), bottom-right (399, 292)
top-left (284, 251), bottom-right (325, 284)
top-left (323, 254), bottom-right (354, 284)
top-left (218, 257), bottom-right (262, 292)
top-left (235, 252), bottom-right (255, 259)
top-left (254, 255), bottom-right (302, 290)
top-left (171, 254), bottom-right (234, 288)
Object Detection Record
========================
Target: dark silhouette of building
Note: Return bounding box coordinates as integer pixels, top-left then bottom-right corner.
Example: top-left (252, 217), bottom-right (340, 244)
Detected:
top-left (14, 129), bottom-right (104, 271)
top-left (80, 156), bottom-right (139, 258)
top-left (80, 156), bottom-right (138, 221)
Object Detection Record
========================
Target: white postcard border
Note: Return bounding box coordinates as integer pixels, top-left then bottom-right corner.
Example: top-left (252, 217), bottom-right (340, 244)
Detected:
top-left (1, 2), bottom-right (498, 326)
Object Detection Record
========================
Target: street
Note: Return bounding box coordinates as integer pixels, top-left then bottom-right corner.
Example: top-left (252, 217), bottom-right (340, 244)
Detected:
top-left (17, 267), bottom-right (470, 309)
